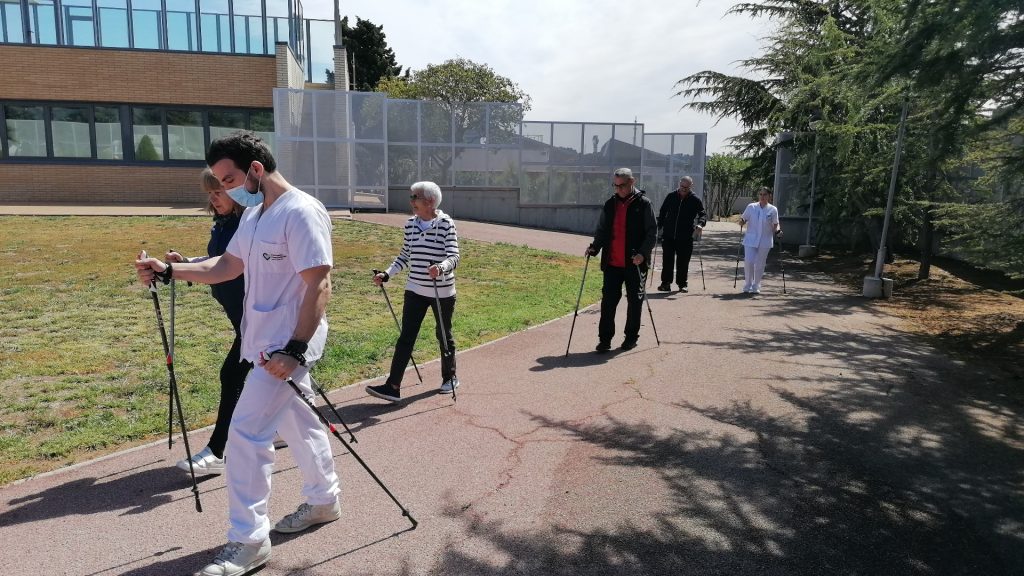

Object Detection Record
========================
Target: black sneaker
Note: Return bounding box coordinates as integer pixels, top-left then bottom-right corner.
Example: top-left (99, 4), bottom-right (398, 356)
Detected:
top-left (620, 339), bottom-right (638, 350)
top-left (595, 341), bottom-right (612, 353)
top-left (657, 283), bottom-right (671, 292)
top-left (366, 384), bottom-right (401, 403)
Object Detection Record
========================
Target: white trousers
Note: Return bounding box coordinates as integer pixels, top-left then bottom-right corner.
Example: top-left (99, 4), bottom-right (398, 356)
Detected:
top-left (226, 364), bottom-right (340, 544)
top-left (743, 245), bottom-right (772, 290)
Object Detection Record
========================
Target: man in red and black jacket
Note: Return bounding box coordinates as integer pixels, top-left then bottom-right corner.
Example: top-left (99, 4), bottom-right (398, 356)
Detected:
top-left (586, 168), bottom-right (658, 352)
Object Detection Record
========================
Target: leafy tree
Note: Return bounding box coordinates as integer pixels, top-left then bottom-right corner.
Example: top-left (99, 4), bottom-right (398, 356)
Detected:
top-left (705, 153), bottom-right (756, 217)
top-left (340, 16), bottom-right (402, 91)
top-left (135, 135), bottom-right (160, 161)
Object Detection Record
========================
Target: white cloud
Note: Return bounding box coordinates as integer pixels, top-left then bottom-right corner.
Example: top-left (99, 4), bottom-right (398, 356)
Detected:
top-left (304, 0), bottom-right (769, 153)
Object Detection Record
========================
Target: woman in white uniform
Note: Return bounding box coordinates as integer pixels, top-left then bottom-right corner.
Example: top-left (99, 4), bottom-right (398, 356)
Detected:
top-left (739, 187), bottom-right (782, 294)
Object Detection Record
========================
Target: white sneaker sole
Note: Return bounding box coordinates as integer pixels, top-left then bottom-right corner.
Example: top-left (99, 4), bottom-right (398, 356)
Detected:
top-left (438, 384), bottom-right (460, 395)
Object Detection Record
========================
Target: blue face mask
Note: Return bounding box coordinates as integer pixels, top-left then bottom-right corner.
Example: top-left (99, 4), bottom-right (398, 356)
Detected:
top-left (226, 166), bottom-right (264, 208)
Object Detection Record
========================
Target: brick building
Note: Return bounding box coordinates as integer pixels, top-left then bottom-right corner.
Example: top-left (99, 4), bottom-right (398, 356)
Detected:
top-left (0, 0), bottom-right (342, 204)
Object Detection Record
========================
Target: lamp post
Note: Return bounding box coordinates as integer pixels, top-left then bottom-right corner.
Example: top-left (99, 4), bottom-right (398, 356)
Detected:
top-left (863, 95), bottom-right (910, 298)
top-left (799, 119), bottom-right (821, 257)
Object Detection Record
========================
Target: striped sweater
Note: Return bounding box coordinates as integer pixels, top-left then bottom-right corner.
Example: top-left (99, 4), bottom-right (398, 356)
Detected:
top-left (385, 210), bottom-right (460, 298)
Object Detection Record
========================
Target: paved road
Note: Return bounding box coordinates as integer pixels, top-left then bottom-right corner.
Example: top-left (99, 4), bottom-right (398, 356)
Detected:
top-left (1, 217), bottom-right (1020, 575)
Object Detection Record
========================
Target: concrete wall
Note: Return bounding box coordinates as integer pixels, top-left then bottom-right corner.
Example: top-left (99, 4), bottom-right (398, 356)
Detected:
top-left (385, 186), bottom-right (601, 234)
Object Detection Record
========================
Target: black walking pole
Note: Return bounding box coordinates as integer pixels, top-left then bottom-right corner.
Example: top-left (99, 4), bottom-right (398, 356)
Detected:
top-left (634, 260), bottom-right (661, 346)
top-left (167, 277), bottom-right (175, 449)
top-left (285, 378), bottom-right (417, 529)
top-left (141, 252), bottom-right (202, 513)
top-left (372, 269), bottom-right (423, 385)
top-left (565, 254), bottom-right (591, 356)
top-left (431, 274), bottom-right (457, 402)
top-left (310, 375), bottom-right (357, 443)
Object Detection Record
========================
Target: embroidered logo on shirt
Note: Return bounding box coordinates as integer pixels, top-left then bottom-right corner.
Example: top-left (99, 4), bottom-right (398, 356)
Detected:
top-left (263, 252), bottom-right (286, 261)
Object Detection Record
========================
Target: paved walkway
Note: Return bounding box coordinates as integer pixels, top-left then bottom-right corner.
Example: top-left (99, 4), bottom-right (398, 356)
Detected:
top-left (0, 217), bottom-right (1020, 575)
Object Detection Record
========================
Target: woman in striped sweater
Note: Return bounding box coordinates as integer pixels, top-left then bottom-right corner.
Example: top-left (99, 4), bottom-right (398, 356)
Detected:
top-left (367, 181), bottom-right (461, 402)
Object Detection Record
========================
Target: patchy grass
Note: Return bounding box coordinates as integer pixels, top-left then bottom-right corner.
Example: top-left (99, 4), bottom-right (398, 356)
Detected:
top-left (811, 250), bottom-right (1024, 387)
top-left (0, 216), bottom-right (600, 485)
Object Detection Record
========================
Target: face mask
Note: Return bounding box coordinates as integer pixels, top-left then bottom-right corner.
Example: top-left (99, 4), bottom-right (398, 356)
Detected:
top-left (226, 166), bottom-right (264, 208)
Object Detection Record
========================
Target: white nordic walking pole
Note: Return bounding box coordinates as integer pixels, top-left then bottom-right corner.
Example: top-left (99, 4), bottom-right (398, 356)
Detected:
top-left (431, 273), bottom-right (457, 402)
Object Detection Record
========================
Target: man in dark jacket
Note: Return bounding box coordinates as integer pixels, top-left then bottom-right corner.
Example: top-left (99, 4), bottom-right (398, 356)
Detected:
top-left (656, 176), bottom-right (707, 292)
top-left (586, 167), bottom-right (658, 352)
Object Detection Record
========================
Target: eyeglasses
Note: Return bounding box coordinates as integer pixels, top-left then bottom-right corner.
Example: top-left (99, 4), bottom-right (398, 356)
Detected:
top-left (409, 194), bottom-right (422, 201)
top-left (613, 183), bottom-right (629, 189)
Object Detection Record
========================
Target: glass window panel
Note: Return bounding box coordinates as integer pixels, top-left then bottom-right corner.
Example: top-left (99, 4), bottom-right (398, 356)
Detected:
top-left (521, 122), bottom-right (551, 163)
top-left (166, 109), bottom-right (203, 160)
top-left (5, 106), bottom-right (47, 157)
top-left (421, 146), bottom-right (451, 186)
top-left (1, 0), bottom-right (26, 43)
top-left (387, 145), bottom-right (418, 186)
top-left (453, 148), bottom-right (487, 186)
top-left (421, 101), bottom-right (451, 144)
top-left (611, 124), bottom-right (643, 166)
top-left (487, 148), bottom-right (520, 187)
top-left (387, 100), bottom-right (418, 143)
top-left (62, 0), bottom-right (95, 46)
top-left (51, 106), bottom-right (92, 158)
top-left (352, 142), bottom-right (385, 187)
top-left (306, 19), bottom-right (332, 83)
top-left (166, 0), bottom-right (196, 50)
top-left (132, 107), bottom-right (164, 160)
top-left (315, 141), bottom-right (344, 186)
top-left (521, 166), bottom-right (549, 204)
top-left (349, 93), bottom-right (384, 140)
top-left (98, 0), bottom-right (129, 47)
top-left (209, 110), bottom-right (245, 141)
top-left (456, 103), bottom-right (486, 145)
top-left (671, 134), bottom-right (697, 174)
top-left (266, 0), bottom-right (288, 50)
top-left (249, 110), bottom-right (275, 150)
top-left (551, 123), bottom-right (582, 164)
top-left (131, 0), bottom-right (160, 48)
top-left (94, 106), bottom-right (122, 159)
top-left (580, 171), bottom-right (611, 205)
top-left (29, 0), bottom-right (58, 44)
top-left (643, 134), bottom-right (671, 171)
top-left (582, 124), bottom-right (613, 166)
top-left (548, 168), bottom-right (579, 204)
top-left (486, 103), bottom-right (522, 146)
top-left (199, 0), bottom-right (229, 52)
top-left (232, 0), bottom-right (263, 54)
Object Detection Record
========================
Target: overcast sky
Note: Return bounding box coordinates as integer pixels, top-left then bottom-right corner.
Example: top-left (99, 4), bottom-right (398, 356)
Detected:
top-left (303, 1), bottom-right (769, 154)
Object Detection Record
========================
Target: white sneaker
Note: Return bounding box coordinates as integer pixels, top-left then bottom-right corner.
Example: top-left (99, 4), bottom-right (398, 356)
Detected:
top-left (176, 446), bottom-right (224, 475)
top-left (439, 378), bottom-right (460, 394)
top-left (198, 540), bottom-right (270, 576)
top-left (272, 499), bottom-right (341, 534)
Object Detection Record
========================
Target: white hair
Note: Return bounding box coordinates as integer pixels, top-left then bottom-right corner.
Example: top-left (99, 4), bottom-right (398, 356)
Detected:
top-left (411, 181), bottom-right (442, 208)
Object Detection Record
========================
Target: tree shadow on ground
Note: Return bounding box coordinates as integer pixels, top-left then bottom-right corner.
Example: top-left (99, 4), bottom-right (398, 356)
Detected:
top-left (427, 321), bottom-right (1024, 574)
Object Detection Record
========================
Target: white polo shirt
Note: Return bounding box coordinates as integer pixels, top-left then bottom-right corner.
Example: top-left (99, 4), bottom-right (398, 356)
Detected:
top-left (226, 188), bottom-right (333, 364)
top-left (742, 202), bottom-right (780, 249)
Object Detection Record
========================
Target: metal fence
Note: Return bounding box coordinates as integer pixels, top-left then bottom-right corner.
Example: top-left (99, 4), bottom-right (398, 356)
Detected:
top-left (273, 88), bottom-right (707, 214)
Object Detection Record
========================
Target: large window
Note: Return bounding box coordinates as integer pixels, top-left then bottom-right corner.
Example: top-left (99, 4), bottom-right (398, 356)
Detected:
top-left (165, 0), bottom-right (196, 51)
top-left (61, 0), bottom-right (95, 47)
top-left (1, 102), bottom-right (273, 163)
top-left (1, 0), bottom-right (25, 43)
top-left (51, 106), bottom-right (91, 157)
top-left (131, 0), bottom-right (161, 49)
top-left (98, 0), bottom-right (130, 48)
top-left (199, 0), bottom-right (229, 52)
top-left (5, 105), bottom-right (46, 157)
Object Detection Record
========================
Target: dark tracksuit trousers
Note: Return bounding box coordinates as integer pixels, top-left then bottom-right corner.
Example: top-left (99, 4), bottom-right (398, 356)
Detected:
top-left (386, 290), bottom-right (456, 389)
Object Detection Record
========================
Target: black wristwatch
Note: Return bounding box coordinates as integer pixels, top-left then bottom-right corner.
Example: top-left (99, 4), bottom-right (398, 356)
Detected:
top-left (277, 339), bottom-right (308, 366)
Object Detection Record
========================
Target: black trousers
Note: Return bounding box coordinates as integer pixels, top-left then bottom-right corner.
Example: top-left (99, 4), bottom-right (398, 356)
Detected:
top-left (208, 332), bottom-right (251, 458)
top-left (599, 266), bottom-right (643, 343)
top-left (386, 290), bottom-right (456, 388)
top-left (660, 237), bottom-right (694, 287)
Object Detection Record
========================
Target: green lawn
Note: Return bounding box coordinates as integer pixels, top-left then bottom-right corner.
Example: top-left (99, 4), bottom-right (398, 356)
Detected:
top-left (0, 216), bottom-right (600, 485)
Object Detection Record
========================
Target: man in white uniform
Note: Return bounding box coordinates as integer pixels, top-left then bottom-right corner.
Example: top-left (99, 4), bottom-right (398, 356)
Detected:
top-left (135, 133), bottom-right (339, 576)
top-left (739, 186), bottom-right (783, 294)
